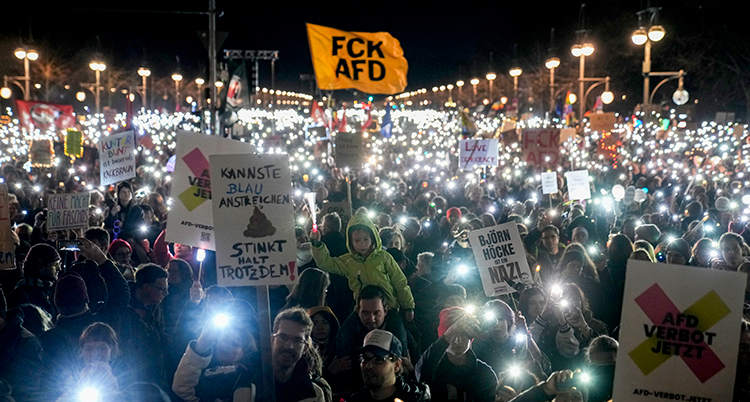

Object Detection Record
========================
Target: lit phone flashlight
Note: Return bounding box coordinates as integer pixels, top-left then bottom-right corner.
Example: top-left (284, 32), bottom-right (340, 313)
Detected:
top-left (213, 313), bottom-right (230, 328)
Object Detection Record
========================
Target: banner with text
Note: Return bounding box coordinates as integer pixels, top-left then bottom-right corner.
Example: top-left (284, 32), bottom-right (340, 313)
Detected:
top-left (99, 131), bottom-right (136, 186)
top-left (522, 128), bottom-right (560, 166)
top-left (612, 260), bottom-right (745, 402)
top-left (0, 184), bottom-right (14, 269)
top-left (307, 23), bottom-right (408, 94)
top-left (335, 132), bottom-right (364, 169)
top-left (210, 154), bottom-right (297, 287)
top-left (167, 131), bottom-right (256, 250)
top-left (47, 193), bottom-right (90, 231)
top-left (468, 221), bottom-right (533, 296)
top-left (459, 139), bottom-right (498, 170)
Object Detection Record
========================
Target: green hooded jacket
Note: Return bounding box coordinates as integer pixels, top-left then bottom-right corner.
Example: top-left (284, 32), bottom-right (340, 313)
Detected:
top-left (312, 212), bottom-right (415, 310)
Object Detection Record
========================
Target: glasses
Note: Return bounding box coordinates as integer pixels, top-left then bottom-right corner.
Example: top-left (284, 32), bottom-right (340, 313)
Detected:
top-left (359, 355), bottom-right (394, 366)
top-left (273, 333), bottom-right (307, 347)
top-left (147, 283), bottom-right (168, 294)
top-left (542, 235), bottom-right (558, 240)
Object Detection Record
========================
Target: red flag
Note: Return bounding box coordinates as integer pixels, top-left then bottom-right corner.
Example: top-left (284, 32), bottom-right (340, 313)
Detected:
top-left (338, 113), bottom-right (348, 132)
top-left (139, 132), bottom-right (155, 150)
top-left (311, 102), bottom-right (329, 127)
top-left (15, 100), bottom-right (75, 133)
top-left (361, 107), bottom-right (372, 132)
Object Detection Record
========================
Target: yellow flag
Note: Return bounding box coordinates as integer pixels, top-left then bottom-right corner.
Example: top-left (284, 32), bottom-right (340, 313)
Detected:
top-left (306, 23), bottom-right (408, 94)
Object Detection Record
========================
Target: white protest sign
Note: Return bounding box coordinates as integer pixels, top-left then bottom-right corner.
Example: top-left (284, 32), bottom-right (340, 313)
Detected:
top-left (210, 154), bottom-right (297, 287)
top-left (167, 131), bottom-right (255, 250)
top-left (459, 139), bottom-right (499, 170)
top-left (468, 221), bottom-right (533, 296)
top-left (0, 184), bottom-right (14, 269)
top-left (47, 193), bottom-right (90, 231)
top-left (612, 260), bottom-right (745, 402)
top-left (335, 132), bottom-right (364, 169)
top-left (541, 171), bottom-right (558, 194)
top-left (565, 170), bottom-right (592, 200)
top-left (99, 131), bottom-right (136, 186)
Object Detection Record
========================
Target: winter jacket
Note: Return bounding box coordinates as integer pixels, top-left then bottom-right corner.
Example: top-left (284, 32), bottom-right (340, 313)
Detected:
top-left (0, 308), bottom-right (42, 402)
top-left (0, 377), bottom-right (15, 402)
top-left (347, 377), bottom-right (431, 402)
top-left (172, 340), bottom-right (249, 402)
top-left (8, 277), bottom-right (56, 317)
top-left (312, 212), bottom-right (415, 310)
top-left (415, 337), bottom-right (497, 402)
top-left (232, 351), bottom-right (328, 402)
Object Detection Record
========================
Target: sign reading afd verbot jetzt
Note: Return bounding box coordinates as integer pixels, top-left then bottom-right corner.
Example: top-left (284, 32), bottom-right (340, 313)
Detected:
top-left (210, 153), bottom-right (297, 287)
top-left (468, 221), bottom-right (533, 296)
top-left (612, 260), bottom-right (745, 402)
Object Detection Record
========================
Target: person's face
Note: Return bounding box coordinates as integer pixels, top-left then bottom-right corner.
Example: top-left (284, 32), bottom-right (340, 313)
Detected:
top-left (448, 215), bottom-right (460, 226)
top-left (695, 244), bottom-right (715, 266)
top-left (387, 236), bottom-right (403, 251)
top-left (446, 331), bottom-right (472, 356)
top-left (167, 262), bottom-right (184, 285)
top-left (145, 277), bottom-right (169, 305)
top-left (175, 243), bottom-right (192, 259)
top-left (572, 228), bottom-right (588, 245)
top-left (43, 260), bottom-right (62, 280)
top-left (541, 231), bottom-right (558, 252)
top-left (215, 338), bottom-right (244, 366)
top-left (377, 215), bottom-right (391, 229)
top-left (143, 210), bottom-right (154, 224)
top-left (554, 389), bottom-right (584, 402)
top-left (721, 239), bottom-right (743, 268)
top-left (118, 188), bottom-right (132, 204)
top-left (527, 294), bottom-right (546, 321)
top-left (311, 314), bottom-right (331, 342)
top-left (272, 320), bottom-right (308, 371)
top-left (81, 341), bottom-right (112, 365)
top-left (352, 230), bottom-right (373, 255)
top-left (360, 351), bottom-right (399, 391)
top-left (563, 261), bottom-right (583, 278)
top-left (113, 248), bottom-right (132, 266)
top-left (489, 318), bottom-right (510, 343)
top-left (520, 272), bottom-right (533, 286)
top-left (666, 250), bottom-right (687, 265)
top-left (358, 298), bottom-right (386, 331)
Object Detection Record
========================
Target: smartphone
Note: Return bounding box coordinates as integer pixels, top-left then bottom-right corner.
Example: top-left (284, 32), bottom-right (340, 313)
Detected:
top-left (58, 240), bottom-right (81, 252)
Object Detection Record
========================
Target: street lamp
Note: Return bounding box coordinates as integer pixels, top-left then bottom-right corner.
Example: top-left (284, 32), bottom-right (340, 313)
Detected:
top-left (632, 7), bottom-right (666, 106)
top-left (7, 47), bottom-right (39, 100)
top-left (137, 67), bottom-right (151, 109)
top-left (89, 61), bottom-right (106, 114)
top-left (447, 84), bottom-right (454, 100)
top-left (509, 67), bottom-right (522, 98)
top-left (571, 41), bottom-right (594, 123)
top-left (486, 72), bottom-right (497, 103)
top-left (172, 73), bottom-right (183, 111)
top-left (545, 57), bottom-right (560, 114)
top-left (195, 78), bottom-right (205, 109)
top-left (456, 80), bottom-right (465, 102)
top-left (470, 78), bottom-right (480, 102)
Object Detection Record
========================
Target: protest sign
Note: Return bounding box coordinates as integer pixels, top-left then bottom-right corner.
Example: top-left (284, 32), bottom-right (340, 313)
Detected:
top-left (47, 193), bottom-right (90, 231)
top-left (459, 139), bottom-right (499, 170)
top-left (0, 184), bottom-right (14, 269)
top-left (29, 139), bottom-right (54, 168)
top-left (612, 260), bottom-right (745, 402)
top-left (560, 127), bottom-right (577, 143)
top-left (522, 129), bottom-right (560, 166)
top-left (335, 132), bottom-right (364, 169)
top-left (565, 170), bottom-right (592, 200)
top-left (589, 112), bottom-right (617, 132)
top-left (468, 221), bottom-right (533, 296)
top-left (307, 126), bottom-right (327, 140)
top-left (210, 154), bottom-right (297, 287)
top-left (99, 131), bottom-right (136, 186)
top-left (306, 23), bottom-right (408, 94)
top-left (541, 171), bottom-right (558, 194)
top-left (322, 200), bottom-right (353, 230)
top-left (167, 131), bottom-right (256, 250)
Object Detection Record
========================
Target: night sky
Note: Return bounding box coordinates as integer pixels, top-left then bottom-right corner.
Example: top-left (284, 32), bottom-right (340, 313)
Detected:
top-left (1, 0), bottom-right (747, 116)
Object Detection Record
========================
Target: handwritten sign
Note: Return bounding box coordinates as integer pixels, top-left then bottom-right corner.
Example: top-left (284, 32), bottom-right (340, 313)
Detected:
top-left (565, 170), bottom-right (592, 201)
top-left (30, 139), bottom-right (54, 168)
top-left (522, 128), bottom-right (560, 166)
top-left (167, 131), bottom-right (255, 250)
top-left (459, 139), bottom-right (498, 170)
top-left (335, 132), bottom-right (364, 169)
top-left (0, 184), bottom-right (15, 269)
top-left (541, 171), bottom-right (558, 195)
top-left (322, 200), bottom-right (353, 231)
top-left (99, 131), bottom-right (136, 186)
top-left (210, 154), bottom-right (297, 287)
top-left (468, 222), bottom-right (533, 296)
top-left (612, 260), bottom-right (745, 402)
top-left (47, 193), bottom-right (90, 231)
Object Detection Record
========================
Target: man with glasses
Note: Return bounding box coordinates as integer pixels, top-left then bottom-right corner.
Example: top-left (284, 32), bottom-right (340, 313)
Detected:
top-left (536, 225), bottom-right (565, 284)
top-left (349, 329), bottom-right (430, 402)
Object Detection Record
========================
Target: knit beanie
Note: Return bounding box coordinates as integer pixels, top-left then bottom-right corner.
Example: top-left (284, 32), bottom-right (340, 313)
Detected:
top-left (635, 224), bottom-right (661, 245)
top-left (666, 238), bottom-right (691, 262)
top-left (24, 243), bottom-right (61, 277)
top-left (108, 239), bottom-right (132, 255)
top-left (446, 207), bottom-right (462, 221)
top-left (54, 272), bottom-right (88, 314)
top-left (438, 306), bottom-right (469, 338)
top-left (116, 181), bottom-right (133, 196)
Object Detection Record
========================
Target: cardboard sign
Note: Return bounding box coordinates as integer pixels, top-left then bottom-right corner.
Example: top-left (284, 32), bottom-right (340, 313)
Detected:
top-left (47, 193), bottom-right (90, 231)
top-left (468, 221), bottom-right (533, 296)
top-left (210, 154), bottom-right (297, 287)
top-left (0, 184), bottom-right (15, 269)
top-left (560, 127), bottom-right (577, 143)
top-left (167, 131), bottom-right (256, 250)
top-left (589, 112), bottom-right (617, 132)
top-left (565, 170), bottom-right (592, 201)
top-left (612, 260), bottom-right (745, 402)
top-left (522, 128), bottom-right (560, 166)
top-left (99, 131), bottom-right (136, 186)
top-left (335, 132), bottom-right (364, 169)
top-left (322, 200), bottom-right (353, 231)
top-left (459, 139), bottom-right (499, 170)
top-left (30, 139), bottom-right (54, 168)
top-left (541, 171), bottom-right (558, 194)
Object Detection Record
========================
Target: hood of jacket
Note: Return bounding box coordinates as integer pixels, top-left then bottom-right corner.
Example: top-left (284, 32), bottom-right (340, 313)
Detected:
top-left (346, 212), bottom-right (382, 255)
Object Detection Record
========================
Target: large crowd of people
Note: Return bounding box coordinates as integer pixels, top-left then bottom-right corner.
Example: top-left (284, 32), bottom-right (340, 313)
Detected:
top-left (1, 107), bottom-right (750, 402)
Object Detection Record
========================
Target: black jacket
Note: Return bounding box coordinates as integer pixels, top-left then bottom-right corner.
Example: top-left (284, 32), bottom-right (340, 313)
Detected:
top-left (347, 377), bottom-right (431, 402)
top-left (0, 308), bottom-right (42, 402)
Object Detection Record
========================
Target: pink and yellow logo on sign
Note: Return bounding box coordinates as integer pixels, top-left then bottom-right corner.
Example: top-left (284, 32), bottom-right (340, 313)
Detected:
top-left (178, 148), bottom-right (212, 211)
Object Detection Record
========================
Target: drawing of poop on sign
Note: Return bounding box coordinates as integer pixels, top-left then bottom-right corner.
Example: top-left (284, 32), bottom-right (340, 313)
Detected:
top-left (243, 207), bottom-right (277, 238)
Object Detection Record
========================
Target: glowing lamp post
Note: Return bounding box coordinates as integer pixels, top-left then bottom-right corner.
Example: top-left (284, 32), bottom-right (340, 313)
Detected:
top-left (509, 67), bottom-right (522, 98)
top-left (89, 61), bottom-right (106, 114)
top-left (545, 57), bottom-right (560, 113)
